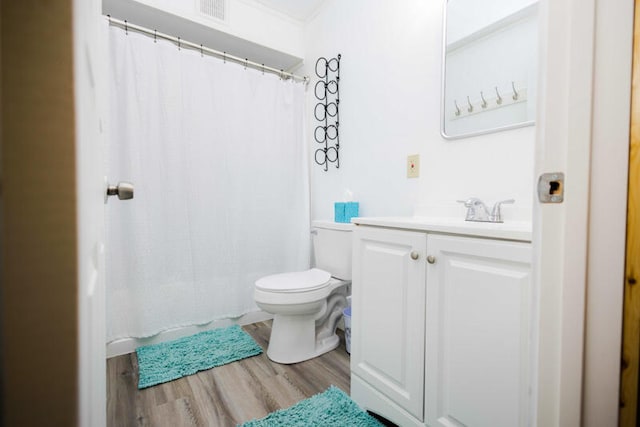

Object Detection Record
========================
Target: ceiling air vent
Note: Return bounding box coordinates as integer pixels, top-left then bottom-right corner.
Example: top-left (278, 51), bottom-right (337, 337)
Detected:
top-left (197, 0), bottom-right (227, 22)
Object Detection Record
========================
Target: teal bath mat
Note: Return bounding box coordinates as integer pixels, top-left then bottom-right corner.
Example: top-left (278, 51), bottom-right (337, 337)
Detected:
top-left (136, 325), bottom-right (263, 389)
top-left (240, 386), bottom-right (384, 427)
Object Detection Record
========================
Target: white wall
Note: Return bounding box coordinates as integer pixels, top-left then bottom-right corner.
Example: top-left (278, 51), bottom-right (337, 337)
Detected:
top-left (447, 0), bottom-right (536, 43)
top-left (133, 0), bottom-right (305, 57)
top-left (103, 0), bottom-right (305, 69)
top-left (303, 0), bottom-right (535, 222)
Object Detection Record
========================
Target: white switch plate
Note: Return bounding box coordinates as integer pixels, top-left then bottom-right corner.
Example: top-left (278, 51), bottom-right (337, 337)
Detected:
top-left (407, 154), bottom-right (420, 178)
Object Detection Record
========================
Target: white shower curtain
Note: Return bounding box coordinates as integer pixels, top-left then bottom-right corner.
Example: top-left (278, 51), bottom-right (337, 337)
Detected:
top-left (105, 24), bottom-right (310, 341)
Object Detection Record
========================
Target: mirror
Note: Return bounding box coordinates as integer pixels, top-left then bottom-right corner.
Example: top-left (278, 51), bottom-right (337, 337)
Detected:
top-left (441, 0), bottom-right (539, 139)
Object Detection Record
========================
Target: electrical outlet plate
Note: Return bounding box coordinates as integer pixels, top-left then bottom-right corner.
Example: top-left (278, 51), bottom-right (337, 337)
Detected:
top-left (407, 154), bottom-right (420, 178)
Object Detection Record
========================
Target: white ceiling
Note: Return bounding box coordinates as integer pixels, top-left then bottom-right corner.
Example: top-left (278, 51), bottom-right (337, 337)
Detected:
top-left (253, 0), bottom-right (326, 22)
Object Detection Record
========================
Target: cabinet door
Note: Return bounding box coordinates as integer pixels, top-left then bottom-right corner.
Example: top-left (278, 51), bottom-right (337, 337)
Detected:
top-left (425, 234), bottom-right (532, 427)
top-left (351, 226), bottom-right (427, 421)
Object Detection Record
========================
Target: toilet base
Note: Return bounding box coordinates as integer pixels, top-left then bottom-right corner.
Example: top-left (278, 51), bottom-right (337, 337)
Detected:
top-left (264, 286), bottom-right (348, 364)
top-left (255, 278), bottom-right (349, 364)
top-left (267, 324), bottom-right (340, 364)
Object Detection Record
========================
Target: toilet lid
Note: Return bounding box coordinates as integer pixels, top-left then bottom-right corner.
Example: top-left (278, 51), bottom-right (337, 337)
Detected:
top-left (255, 268), bottom-right (331, 293)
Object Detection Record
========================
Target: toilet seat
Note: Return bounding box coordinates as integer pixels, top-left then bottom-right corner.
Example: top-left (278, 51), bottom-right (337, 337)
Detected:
top-left (255, 268), bottom-right (331, 293)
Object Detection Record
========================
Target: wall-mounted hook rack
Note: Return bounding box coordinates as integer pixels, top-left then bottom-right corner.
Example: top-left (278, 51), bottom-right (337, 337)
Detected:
top-left (451, 82), bottom-right (528, 120)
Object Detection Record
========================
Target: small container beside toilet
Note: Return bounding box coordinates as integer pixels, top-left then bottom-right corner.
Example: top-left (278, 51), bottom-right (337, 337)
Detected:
top-left (254, 220), bottom-right (353, 364)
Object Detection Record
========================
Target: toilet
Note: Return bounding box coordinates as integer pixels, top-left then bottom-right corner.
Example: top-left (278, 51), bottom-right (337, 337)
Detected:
top-left (254, 220), bottom-right (353, 364)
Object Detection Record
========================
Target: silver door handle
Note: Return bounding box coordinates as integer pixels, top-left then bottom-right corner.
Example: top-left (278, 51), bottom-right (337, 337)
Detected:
top-left (410, 251), bottom-right (419, 260)
top-left (426, 255), bottom-right (436, 264)
top-left (106, 181), bottom-right (134, 200)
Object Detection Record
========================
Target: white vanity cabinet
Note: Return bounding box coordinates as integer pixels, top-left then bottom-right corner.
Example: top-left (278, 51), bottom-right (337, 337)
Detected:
top-left (350, 221), bottom-right (533, 427)
top-left (425, 234), bottom-right (532, 427)
top-left (351, 226), bottom-right (427, 422)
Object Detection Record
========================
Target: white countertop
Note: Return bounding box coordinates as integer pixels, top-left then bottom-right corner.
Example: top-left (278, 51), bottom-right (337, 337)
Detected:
top-left (351, 216), bottom-right (532, 242)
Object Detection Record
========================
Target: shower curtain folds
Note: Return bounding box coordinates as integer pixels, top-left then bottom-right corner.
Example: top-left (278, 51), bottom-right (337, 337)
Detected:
top-left (105, 23), bottom-right (309, 341)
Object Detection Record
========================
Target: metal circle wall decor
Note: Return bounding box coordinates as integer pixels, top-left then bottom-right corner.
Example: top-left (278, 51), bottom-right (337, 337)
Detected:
top-left (314, 54), bottom-right (341, 171)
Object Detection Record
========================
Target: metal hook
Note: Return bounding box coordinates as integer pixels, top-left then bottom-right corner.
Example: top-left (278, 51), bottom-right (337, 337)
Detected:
top-left (495, 86), bottom-right (503, 105)
top-left (454, 100), bottom-right (461, 116)
top-left (467, 96), bottom-right (474, 113)
top-left (480, 91), bottom-right (488, 109)
top-left (511, 81), bottom-right (519, 100)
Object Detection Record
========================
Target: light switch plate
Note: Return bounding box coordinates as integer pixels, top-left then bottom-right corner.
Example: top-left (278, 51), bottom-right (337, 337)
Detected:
top-left (407, 154), bottom-right (420, 178)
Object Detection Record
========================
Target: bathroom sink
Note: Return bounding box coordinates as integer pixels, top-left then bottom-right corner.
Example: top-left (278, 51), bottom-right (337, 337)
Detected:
top-left (350, 216), bottom-right (532, 242)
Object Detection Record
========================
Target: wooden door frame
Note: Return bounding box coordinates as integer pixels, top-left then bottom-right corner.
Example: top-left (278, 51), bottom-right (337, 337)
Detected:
top-left (620, 0), bottom-right (640, 424)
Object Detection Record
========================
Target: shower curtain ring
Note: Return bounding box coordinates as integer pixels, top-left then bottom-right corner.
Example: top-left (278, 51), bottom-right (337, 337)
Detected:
top-left (223, 52), bottom-right (226, 64)
top-left (262, 64), bottom-right (265, 75)
top-left (178, 37), bottom-right (181, 50)
top-left (154, 30), bottom-right (157, 43)
top-left (200, 44), bottom-right (203, 57)
top-left (124, 20), bottom-right (128, 35)
top-left (244, 59), bottom-right (248, 70)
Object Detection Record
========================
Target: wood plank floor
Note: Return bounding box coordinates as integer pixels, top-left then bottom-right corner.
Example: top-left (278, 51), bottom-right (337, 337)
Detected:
top-left (107, 321), bottom-right (351, 427)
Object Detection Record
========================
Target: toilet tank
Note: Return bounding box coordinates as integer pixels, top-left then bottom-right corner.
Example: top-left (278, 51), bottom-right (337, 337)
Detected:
top-left (312, 220), bottom-right (354, 280)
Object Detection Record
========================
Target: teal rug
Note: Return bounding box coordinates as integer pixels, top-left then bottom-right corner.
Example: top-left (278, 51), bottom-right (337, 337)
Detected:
top-left (240, 386), bottom-right (384, 427)
top-left (136, 325), bottom-right (263, 389)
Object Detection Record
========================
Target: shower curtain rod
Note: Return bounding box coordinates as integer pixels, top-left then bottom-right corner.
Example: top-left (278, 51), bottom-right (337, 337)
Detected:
top-left (106, 16), bottom-right (309, 83)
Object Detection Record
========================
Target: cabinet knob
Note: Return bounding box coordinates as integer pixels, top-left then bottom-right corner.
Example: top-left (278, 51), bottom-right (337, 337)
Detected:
top-left (427, 255), bottom-right (436, 264)
top-left (410, 251), bottom-right (419, 260)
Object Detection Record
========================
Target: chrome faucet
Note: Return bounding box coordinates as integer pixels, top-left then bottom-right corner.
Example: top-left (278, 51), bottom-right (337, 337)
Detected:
top-left (457, 198), bottom-right (515, 223)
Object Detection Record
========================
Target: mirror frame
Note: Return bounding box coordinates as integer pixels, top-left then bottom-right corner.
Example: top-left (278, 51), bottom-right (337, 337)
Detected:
top-left (440, 0), bottom-right (536, 140)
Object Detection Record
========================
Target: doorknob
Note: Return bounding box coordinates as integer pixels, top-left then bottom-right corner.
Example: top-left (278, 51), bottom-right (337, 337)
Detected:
top-left (106, 181), bottom-right (134, 200)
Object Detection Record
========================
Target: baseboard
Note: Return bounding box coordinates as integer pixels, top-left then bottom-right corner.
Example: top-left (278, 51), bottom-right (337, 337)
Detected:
top-left (106, 310), bottom-right (273, 358)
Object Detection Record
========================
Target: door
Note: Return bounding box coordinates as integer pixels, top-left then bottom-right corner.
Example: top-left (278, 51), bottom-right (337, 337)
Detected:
top-left (351, 226), bottom-right (426, 421)
top-left (425, 234), bottom-right (532, 427)
top-left (534, 0), bottom-right (633, 425)
top-left (534, 0), bottom-right (594, 425)
top-left (74, 0), bottom-right (109, 425)
top-left (2, 1), bottom-right (110, 424)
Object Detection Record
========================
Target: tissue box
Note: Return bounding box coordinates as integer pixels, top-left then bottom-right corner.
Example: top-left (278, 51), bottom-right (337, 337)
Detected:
top-left (334, 202), bottom-right (359, 223)
top-left (345, 202), bottom-right (359, 221)
top-left (334, 202), bottom-right (346, 223)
